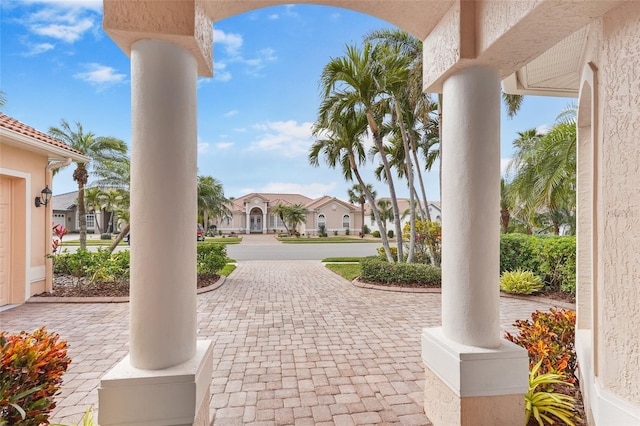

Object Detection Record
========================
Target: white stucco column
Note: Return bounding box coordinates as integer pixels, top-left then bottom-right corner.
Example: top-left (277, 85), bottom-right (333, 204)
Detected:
top-left (421, 66), bottom-right (528, 425)
top-left (441, 66), bottom-right (501, 348)
top-left (129, 39), bottom-right (197, 369)
top-left (263, 211), bottom-right (267, 234)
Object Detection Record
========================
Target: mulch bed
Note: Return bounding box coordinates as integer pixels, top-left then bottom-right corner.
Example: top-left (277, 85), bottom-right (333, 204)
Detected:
top-left (35, 274), bottom-right (220, 298)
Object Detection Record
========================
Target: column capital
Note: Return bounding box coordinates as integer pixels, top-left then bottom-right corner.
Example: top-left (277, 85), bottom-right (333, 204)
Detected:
top-left (104, 0), bottom-right (213, 77)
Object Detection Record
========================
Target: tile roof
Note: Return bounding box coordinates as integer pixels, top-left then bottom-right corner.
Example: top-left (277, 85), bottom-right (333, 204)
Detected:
top-left (0, 113), bottom-right (85, 157)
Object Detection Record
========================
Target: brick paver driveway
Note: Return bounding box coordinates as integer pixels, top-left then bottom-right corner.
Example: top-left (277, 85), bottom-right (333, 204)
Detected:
top-left (0, 261), bottom-right (564, 425)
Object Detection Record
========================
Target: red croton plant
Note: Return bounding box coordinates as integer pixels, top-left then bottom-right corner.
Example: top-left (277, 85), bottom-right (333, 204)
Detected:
top-left (0, 327), bottom-right (71, 425)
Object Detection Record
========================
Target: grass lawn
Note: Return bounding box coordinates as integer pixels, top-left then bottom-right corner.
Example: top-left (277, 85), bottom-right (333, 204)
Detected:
top-left (218, 264), bottom-right (237, 276)
top-left (325, 263), bottom-right (361, 281)
top-left (278, 236), bottom-right (380, 244)
top-left (321, 257), bottom-right (364, 263)
top-left (202, 237), bottom-right (242, 244)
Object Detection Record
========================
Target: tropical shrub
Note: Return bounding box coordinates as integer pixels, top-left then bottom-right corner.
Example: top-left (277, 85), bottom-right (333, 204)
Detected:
top-left (403, 220), bottom-right (441, 265)
top-left (360, 257), bottom-right (441, 285)
top-left (53, 249), bottom-right (129, 284)
top-left (525, 360), bottom-right (578, 426)
top-left (363, 225), bottom-right (370, 235)
top-left (499, 270), bottom-right (544, 295)
top-left (0, 328), bottom-right (71, 425)
top-left (504, 308), bottom-right (577, 381)
top-left (196, 243), bottom-right (227, 275)
top-left (387, 229), bottom-right (394, 238)
top-left (100, 233), bottom-right (112, 240)
top-left (318, 224), bottom-right (327, 237)
top-left (371, 230), bottom-right (381, 238)
top-left (377, 246), bottom-right (398, 262)
top-left (345, 228), bottom-right (349, 235)
top-left (500, 235), bottom-right (576, 296)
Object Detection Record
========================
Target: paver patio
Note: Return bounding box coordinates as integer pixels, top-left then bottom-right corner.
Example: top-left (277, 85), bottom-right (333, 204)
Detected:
top-left (0, 260), bottom-right (569, 425)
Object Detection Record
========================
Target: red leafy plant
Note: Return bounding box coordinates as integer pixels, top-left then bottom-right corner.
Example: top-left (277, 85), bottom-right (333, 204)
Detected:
top-left (52, 223), bottom-right (68, 255)
top-left (0, 327), bottom-right (71, 425)
top-left (504, 308), bottom-right (577, 382)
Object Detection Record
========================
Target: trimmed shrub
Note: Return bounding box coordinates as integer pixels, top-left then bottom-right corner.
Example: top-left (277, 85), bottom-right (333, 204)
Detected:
top-left (0, 327), bottom-right (71, 425)
top-left (196, 243), bottom-right (227, 275)
top-left (318, 224), bottom-right (327, 237)
top-left (360, 257), bottom-right (441, 285)
top-left (504, 308), bottom-right (577, 381)
top-left (387, 229), bottom-right (394, 238)
top-left (100, 233), bottom-right (112, 240)
top-left (363, 225), bottom-right (370, 235)
top-left (345, 228), bottom-right (350, 236)
top-left (499, 270), bottom-right (544, 295)
top-left (53, 249), bottom-right (129, 283)
top-left (500, 234), bottom-right (576, 296)
top-left (371, 230), bottom-right (381, 238)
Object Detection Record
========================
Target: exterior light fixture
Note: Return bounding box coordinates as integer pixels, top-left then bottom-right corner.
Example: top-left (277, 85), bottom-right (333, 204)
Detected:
top-left (35, 185), bottom-right (52, 208)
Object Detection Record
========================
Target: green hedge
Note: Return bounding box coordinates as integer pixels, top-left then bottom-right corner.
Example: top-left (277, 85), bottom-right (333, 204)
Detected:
top-left (196, 243), bottom-right (228, 275)
top-left (360, 257), bottom-right (441, 285)
top-left (500, 234), bottom-right (576, 294)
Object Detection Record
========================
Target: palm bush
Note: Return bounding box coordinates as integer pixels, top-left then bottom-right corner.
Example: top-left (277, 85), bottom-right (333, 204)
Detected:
top-left (500, 270), bottom-right (544, 295)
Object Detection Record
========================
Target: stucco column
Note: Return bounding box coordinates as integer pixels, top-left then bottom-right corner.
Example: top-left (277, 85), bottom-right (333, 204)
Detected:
top-left (441, 66), bottom-right (501, 348)
top-left (129, 39), bottom-right (197, 369)
top-left (245, 205), bottom-right (250, 234)
top-left (263, 211), bottom-right (267, 234)
top-left (421, 66), bottom-right (528, 425)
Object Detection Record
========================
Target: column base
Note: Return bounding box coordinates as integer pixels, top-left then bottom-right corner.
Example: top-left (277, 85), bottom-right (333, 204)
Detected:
top-left (421, 327), bottom-right (528, 426)
top-left (98, 340), bottom-right (213, 426)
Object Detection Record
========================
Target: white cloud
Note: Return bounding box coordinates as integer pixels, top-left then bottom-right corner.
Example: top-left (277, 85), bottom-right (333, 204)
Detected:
top-left (198, 143), bottom-right (210, 154)
top-left (22, 42), bottom-right (54, 56)
top-left (74, 63), bottom-right (126, 87)
top-left (213, 61), bottom-right (231, 82)
top-left (260, 182), bottom-right (337, 199)
top-left (216, 142), bottom-right (234, 149)
top-left (20, 0), bottom-right (102, 11)
top-left (224, 110), bottom-right (238, 118)
top-left (249, 120), bottom-right (314, 157)
top-left (536, 124), bottom-right (552, 135)
top-left (268, 14), bottom-right (280, 20)
top-left (213, 28), bottom-right (243, 57)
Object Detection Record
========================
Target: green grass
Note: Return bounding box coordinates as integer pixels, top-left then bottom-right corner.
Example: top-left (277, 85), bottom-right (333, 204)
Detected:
top-left (201, 237), bottom-right (242, 244)
top-left (218, 264), bottom-right (237, 276)
top-left (325, 263), bottom-right (361, 281)
top-left (322, 257), bottom-right (364, 263)
top-left (60, 239), bottom-right (126, 246)
top-left (278, 237), bottom-right (379, 244)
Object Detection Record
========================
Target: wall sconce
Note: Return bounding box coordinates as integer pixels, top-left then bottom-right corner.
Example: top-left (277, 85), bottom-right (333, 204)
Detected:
top-left (35, 185), bottom-right (52, 208)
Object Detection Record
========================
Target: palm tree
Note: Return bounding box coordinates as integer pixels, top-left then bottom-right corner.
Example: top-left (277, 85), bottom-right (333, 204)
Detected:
top-left (500, 178), bottom-right (511, 233)
top-left (197, 176), bottom-right (230, 233)
top-left (271, 203), bottom-right (292, 236)
top-left (347, 183), bottom-right (376, 237)
top-left (318, 42), bottom-right (405, 261)
top-left (286, 203), bottom-right (309, 234)
top-left (84, 187), bottom-right (105, 234)
top-left (310, 107), bottom-right (395, 261)
top-left (48, 120), bottom-right (127, 249)
top-left (371, 199), bottom-right (394, 235)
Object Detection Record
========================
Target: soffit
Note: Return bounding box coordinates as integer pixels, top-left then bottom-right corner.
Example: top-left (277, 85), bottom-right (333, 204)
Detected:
top-left (502, 25), bottom-right (588, 98)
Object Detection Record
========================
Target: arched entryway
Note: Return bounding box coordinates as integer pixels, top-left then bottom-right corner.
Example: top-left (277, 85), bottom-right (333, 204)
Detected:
top-left (248, 207), bottom-right (263, 233)
top-left (98, 2), bottom-right (607, 425)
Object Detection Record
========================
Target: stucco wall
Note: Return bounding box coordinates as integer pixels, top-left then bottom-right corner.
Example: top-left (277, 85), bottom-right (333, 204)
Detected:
top-left (598, 2), bottom-right (640, 404)
top-left (0, 143), bottom-right (49, 302)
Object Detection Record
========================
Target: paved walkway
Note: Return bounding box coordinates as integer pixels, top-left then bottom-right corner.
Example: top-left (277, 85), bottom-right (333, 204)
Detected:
top-left (0, 261), bottom-right (568, 425)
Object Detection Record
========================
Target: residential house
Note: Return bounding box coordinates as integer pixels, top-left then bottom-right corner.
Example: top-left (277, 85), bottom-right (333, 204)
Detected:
top-left (209, 192), bottom-right (362, 236)
top-left (52, 188), bottom-right (122, 235)
top-left (0, 113), bottom-right (87, 305)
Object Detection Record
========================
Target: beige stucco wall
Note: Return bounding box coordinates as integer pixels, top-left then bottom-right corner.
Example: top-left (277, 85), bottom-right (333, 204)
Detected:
top-left (0, 143), bottom-right (49, 303)
top-left (577, 1), bottom-right (640, 408)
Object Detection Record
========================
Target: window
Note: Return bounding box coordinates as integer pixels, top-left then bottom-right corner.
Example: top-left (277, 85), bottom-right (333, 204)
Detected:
top-left (342, 214), bottom-right (349, 228)
top-left (318, 214), bottom-right (326, 228)
top-left (86, 214), bottom-right (95, 229)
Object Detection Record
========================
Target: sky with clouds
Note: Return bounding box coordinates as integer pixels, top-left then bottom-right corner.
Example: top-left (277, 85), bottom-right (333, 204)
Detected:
top-left (1, 0), bottom-right (574, 201)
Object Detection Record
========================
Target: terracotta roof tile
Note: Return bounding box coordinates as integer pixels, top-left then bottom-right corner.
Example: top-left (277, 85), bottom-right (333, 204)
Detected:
top-left (0, 113), bottom-right (85, 156)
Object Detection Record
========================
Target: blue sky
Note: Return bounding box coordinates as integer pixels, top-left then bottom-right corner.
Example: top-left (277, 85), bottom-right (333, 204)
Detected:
top-left (1, 0), bottom-right (574, 201)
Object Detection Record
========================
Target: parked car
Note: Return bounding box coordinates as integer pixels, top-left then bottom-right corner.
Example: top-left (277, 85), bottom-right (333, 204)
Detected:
top-left (197, 224), bottom-right (205, 241)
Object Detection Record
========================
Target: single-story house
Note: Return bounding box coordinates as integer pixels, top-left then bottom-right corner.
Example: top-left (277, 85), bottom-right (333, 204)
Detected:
top-left (52, 188), bottom-right (122, 235)
top-left (209, 192), bottom-right (362, 236)
top-left (0, 113), bottom-right (88, 306)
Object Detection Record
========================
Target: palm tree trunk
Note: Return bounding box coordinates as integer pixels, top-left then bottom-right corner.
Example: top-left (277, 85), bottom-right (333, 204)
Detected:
top-left (78, 184), bottom-right (87, 250)
top-left (367, 112), bottom-right (403, 263)
top-left (360, 200), bottom-right (365, 237)
top-left (394, 101), bottom-right (415, 263)
top-left (350, 152), bottom-right (394, 262)
top-left (409, 132), bottom-right (431, 221)
top-left (109, 223), bottom-right (130, 253)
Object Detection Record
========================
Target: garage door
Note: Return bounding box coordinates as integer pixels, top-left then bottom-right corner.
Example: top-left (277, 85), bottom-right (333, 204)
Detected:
top-left (0, 176), bottom-right (12, 306)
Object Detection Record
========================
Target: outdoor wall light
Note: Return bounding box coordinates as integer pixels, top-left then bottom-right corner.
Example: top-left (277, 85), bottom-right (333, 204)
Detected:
top-left (35, 185), bottom-right (52, 208)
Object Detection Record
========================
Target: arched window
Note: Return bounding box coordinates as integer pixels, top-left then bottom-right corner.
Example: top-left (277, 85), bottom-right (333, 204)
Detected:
top-left (342, 214), bottom-right (350, 228)
top-left (318, 214), bottom-right (326, 228)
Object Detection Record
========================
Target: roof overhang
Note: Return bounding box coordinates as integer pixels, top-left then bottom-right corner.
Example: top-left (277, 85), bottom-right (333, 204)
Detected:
top-left (0, 127), bottom-right (90, 163)
top-left (501, 26), bottom-right (588, 98)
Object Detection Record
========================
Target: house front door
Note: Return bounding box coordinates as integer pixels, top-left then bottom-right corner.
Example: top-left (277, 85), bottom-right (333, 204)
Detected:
top-left (250, 215), bottom-right (262, 233)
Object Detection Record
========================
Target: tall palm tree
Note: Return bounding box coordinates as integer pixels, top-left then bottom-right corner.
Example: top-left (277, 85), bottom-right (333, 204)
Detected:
top-left (371, 199), bottom-right (394, 235)
top-left (310, 107), bottom-right (394, 261)
top-left (500, 178), bottom-right (511, 233)
top-left (197, 176), bottom-right (230, 233)
top-left (287, 203), bottom-right (309, 234)
top-left (318, 42), bottom-right (405, 261)
top-left (48, 119), bottom-right (127, 249)
top-left (347, 183), bottom-right (376, 237)
top-left (271, 203), bottom-right (292, 236)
